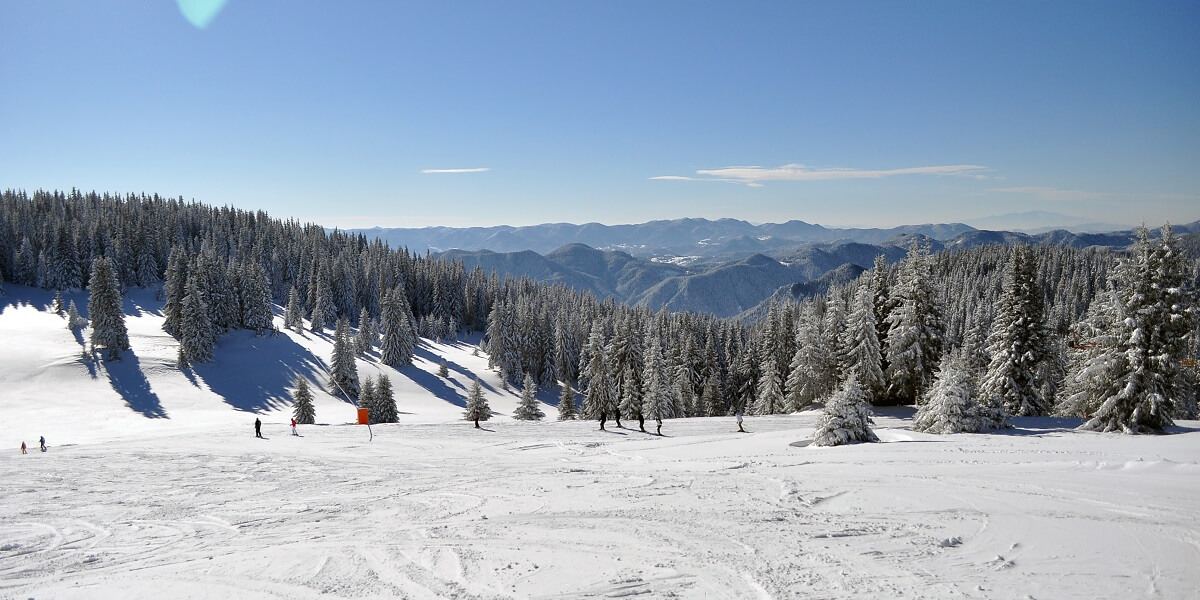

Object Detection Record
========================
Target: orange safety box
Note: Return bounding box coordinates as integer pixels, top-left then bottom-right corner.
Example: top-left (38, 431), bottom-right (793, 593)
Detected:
top-left (357, 407), bottom-right (369, 425)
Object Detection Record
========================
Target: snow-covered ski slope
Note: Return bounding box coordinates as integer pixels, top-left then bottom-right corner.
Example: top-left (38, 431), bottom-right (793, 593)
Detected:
top-left (2, 286), bottom-right (1199, 599)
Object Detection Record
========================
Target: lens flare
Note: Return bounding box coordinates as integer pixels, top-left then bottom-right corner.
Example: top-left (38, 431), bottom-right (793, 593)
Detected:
top-left (177, 0), bottom-right (229, 29)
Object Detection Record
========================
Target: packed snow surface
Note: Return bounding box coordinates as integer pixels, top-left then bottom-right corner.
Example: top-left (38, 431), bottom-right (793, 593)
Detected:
top-left (2, 288), bottom-right (1200, 599)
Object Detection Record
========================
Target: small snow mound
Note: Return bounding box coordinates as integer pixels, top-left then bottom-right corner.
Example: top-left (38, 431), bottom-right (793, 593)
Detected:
top-left (939, 536), bottom-right (963, 548)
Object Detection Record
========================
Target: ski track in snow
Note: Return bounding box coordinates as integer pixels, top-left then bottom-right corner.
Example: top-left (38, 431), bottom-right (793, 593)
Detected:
top-left (2, 415), bottom-right (1199, 599)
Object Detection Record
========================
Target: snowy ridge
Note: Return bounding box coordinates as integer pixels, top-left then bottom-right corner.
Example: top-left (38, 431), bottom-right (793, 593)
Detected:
top-left (2, 286), bottom-right (1200, 598)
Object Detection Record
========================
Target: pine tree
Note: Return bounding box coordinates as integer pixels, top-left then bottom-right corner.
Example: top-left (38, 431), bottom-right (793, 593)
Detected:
top-left (360, 375), bottom-right (377, 422)
top-left (355, 307), bottom-right (374, 354)
top-left (292, 376), bottom-right (316, 424)
top-left (179, 271), bottom-right (215, 364)
top-left (1073, 225), bottom-right (1197, 433)
top-left (842, 281), bottom-right (886, 402)
top-left (884, 242), bottom-right (945, 404)
top-left (329, 317), bottom-right (360, 398)
top-left (514, 373), bottom-right (545, 420)
top-left (978, 246), bottom-right (1050, 418)
top-left (812, 376), bottom-right (879, 446)
top-left (66, 300), bottom-right (87, 330)
top-left (642, 337), bottom-right (670, 421)
top-left (239, 261), bottom-right (275, 333)
top-left (913, 356), bottom-right (983, 434)
top-left (380, 289), bottom-right (415, 367)
top-left (557, 380), bottom-right (578, 420)
top-left (87, 256), bottom-right (129, 361)
top-left (580, 323), bottom-right (612, 420)
top-left (374, 374), bottom-right (398, 423)
top-left (438, 360), bottom-right (450, 378)
top-left (52, 290), bottom-right (65, 315)
top-left (753, 355), bottom-right (784, 414)
top-left (464, 377), bottom-right (493, 421)
top-left (284, 286), bottom-right (304, 332)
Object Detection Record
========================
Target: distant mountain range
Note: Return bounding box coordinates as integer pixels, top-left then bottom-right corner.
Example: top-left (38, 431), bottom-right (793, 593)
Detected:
top-left (354, 218), bottom-right (1200, 319)
top-left (962, 211), bottom-right (1131, 234)
top-left (356, 218), bottom-right (975, 262)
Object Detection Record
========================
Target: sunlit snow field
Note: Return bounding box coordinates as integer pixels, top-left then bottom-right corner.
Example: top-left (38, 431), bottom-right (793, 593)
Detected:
top-left (2, 287), bottom-right (1199, 599)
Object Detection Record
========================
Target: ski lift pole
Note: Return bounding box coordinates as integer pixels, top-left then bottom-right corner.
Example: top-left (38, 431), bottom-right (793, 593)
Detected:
top-left (328, 370), bottom-right (372, 442)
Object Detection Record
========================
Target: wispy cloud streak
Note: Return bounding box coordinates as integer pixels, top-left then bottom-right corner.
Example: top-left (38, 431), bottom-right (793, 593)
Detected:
top-left (652, 163), bottom-right (990, 186)
top-left (421, 168), bottom-right (490, 174)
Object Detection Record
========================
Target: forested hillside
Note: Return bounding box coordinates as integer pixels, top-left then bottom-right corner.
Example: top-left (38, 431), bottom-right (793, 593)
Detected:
top-left (2, 189), bottom-right (1196, 434)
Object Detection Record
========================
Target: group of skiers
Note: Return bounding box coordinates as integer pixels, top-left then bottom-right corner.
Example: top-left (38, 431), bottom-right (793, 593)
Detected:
top-left (251, 408), bottom-right (750, 438)
top-left (19, 436), bottom-right (46, 454)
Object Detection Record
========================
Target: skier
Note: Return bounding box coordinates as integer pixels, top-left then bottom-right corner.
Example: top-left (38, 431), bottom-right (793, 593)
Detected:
top-left (39, 436), bottom-right (46, 452)
top-left (637, 412), bottom-right (646, 433)
top-left (20, 441), bottom-right (26, 454)
top-left (473, 409), bottom-right (480, 429)
top-left (291, 418), bottom-right (298, 436)
top-left (254, 417), bottom-right (263, 439)
top-left (655, 417), bottom-right (663, 436)
top-left (599, 411), bottom-right (607, 431)
top-left (614, 408), bottom-right (623, 429)
top-left (736, 408), bottom-right (745, 433)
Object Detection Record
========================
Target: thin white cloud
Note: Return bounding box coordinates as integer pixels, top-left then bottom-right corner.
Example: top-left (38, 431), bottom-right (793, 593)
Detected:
top-left (651, 163), bottom-right (991, 186)
top-left (987, 186), bottom-right (1109, 201)
top-left (420, 168), bottom-right (490, 174)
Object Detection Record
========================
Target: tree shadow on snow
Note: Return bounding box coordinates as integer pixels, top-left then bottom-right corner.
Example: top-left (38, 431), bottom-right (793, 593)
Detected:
top-left (413, 343), bottom-right (477, 381)
top-left (103, 350), bottom-right (168, 419)
top-left (396, 363), bottom-right (467, 408)
top-left (988, 416), bottom-right (1087, 436)
top-left (191, 329), bottom-right (331, 414)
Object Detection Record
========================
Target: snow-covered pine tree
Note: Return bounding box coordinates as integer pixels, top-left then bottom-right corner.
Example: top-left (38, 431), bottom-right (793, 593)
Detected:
top-left (643, 337), bottom-right (669, 422)
top-left (284, 286), bottom-right (304, 332)
top-left (438, 360), bottom-right (449, 378)
top-left (380, 288), bottom-right (415, 368)
top-left (239, 260), bottom-right (274, 334)
top-left (66, 300), bottom-right (87, 330)
top-left (514, 373), bottom-right (545, 420)
top-left (1074, 225), bottom-right (1197, 433)
top-left (354, 307), bottom-right (373, 354)
top-left (179, 270), bottom-right (215, 364)
top-left (884, 241), bottom-right (945, 404)
top-left (842, 281), bottom-right (886, 403)
top-left (580, 323), bottom-right (612, 420)
top-left (87, 256), bottom-right (130, 361)
top-left (53, 290), bottom-right (65, 315)
top-left (978, 245), bottom-right (1050, 417)
top-left (913, 355), bottom-right (983, 434)
top-left (812, 375), bottom-right (879, 447)
top-left (359, 375), bottom-right (377, 421)
top-left (374, 374), bottom-right (398, 423)
top-left (464, 377), bottom-right (493, 421)
top-left (784, 304), bottom-right (835, 411)
top-left (557, 380), bottom-right (578, 420)
top-left (329, 317), bottom-right (360, 399)
top-left (309, 285), bottom-right (329, 333)
top-left (292, 376), bottom-right (316, 424)
top-left (753, 355), bottom-right (784, 414)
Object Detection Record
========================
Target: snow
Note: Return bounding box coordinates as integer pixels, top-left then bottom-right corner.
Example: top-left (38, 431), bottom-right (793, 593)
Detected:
top-left (3, 286), bottom-right (1200, 599)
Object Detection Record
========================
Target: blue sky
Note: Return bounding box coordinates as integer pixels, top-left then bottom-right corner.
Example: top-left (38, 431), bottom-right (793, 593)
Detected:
top-left (2, 1), bottom-right (1197, 229)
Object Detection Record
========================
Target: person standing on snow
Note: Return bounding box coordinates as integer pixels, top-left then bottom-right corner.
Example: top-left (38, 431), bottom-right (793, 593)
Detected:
top-left (39, 436), bottom-right (46, 452)
top-left (736, 408), bottom-right (745, 433)
top-left (291, 418), bottom-right (298, 436)
top-left (254, 417), bottom-right (263, 439)
top-left (20, 441), bottom-right (26, 454)
top-left (473, 409), bottom-right (481, 429)
top-left (655, 417), bottom-right (663, 436)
